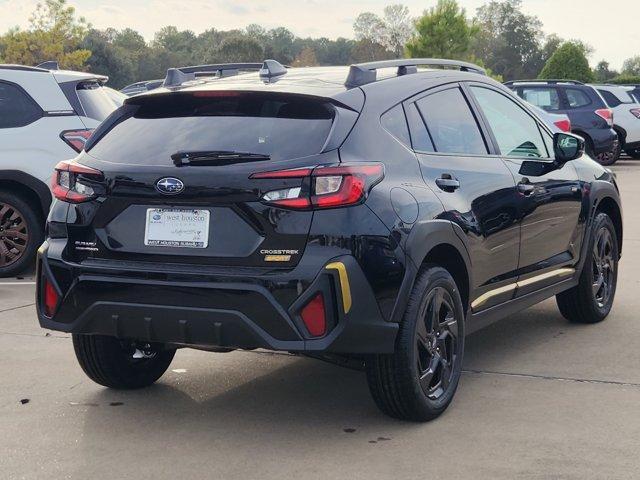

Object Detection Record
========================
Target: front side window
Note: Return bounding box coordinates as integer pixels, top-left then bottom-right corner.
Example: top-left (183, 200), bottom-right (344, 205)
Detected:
top-left (471, 86), bottom-right (548, 159)
top-left (521, 87), bottom-right (561, 111)
top-left (415, 88), bottom-right (487, 155)
top-left (565, 88), bottom-right (592, 108)
top-left (0, 82), bottom-right (42, 128)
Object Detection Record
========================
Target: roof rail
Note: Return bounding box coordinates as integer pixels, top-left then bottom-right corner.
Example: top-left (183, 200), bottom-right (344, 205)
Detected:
top-left (345, 58), bottom-right (486, 87)
top-left (504, 79), bottom-right (585, 86)
top-left (0, 64), bottom-right (49, 73)
top-left (36, 61), bottom-right (59, 70)
top-left (162, 59), bottom-right (287, 87)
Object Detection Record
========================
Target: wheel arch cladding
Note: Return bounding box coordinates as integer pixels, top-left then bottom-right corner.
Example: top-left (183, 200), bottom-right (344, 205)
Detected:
top-left (400, 220), bottom-right (472, 315)
top-left (0, 171), bottom-right (52, 222)
top-left (596, 196), bottom-right (623, 257)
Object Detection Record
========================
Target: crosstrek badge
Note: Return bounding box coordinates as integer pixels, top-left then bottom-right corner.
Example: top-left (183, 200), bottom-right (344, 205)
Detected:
top-left (260, 249), bottom-right (299, 262)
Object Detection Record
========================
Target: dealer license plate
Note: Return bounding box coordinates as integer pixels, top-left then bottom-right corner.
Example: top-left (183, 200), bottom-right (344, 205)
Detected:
top-left (144, 208), bottom-right (210, 248)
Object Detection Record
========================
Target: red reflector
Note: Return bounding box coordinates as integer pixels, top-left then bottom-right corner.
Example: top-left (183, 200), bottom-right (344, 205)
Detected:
top-left (553, 119), bottom-right (571, 132)
top-left (300, 293), bottom-right (326, 337)
top-left (43, 279), bottom-right (59, 318)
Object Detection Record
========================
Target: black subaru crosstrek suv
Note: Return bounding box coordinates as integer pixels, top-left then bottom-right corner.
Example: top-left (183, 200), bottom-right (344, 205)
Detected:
top-left (505, 80), bottom-right (621, 165)
top-left (37, 59), bottom-right (623, 421)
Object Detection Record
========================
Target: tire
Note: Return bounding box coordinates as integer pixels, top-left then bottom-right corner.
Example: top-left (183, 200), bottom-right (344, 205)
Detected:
top-left (366, 266), bottom-right (465, 422)
top-left (72, 334), bottom-right (176, 389)
top-left (624, 148), bottom-right (640, 159)
top-left (0, 191), bottom-right (43, 277)
top-left (556, 213), bottom-right (618, 323)
top-left (593, 140), bottom-right (621, 166)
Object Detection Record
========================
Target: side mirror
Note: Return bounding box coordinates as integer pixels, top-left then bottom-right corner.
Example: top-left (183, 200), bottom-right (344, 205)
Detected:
top-left (554, 132), bottom-right (584, 163)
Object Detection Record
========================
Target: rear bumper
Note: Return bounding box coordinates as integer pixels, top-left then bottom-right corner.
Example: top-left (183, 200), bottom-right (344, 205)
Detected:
top-left (586, 128), bottom-right (618, 154)
top-left (36, 240), bottom-right (397, 354)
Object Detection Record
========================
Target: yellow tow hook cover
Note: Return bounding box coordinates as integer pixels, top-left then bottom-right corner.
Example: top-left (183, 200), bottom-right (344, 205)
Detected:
top-left (325, 261), bottom-right (352, 314)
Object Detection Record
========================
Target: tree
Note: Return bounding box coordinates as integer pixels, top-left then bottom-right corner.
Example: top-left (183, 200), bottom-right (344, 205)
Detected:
top-left (594, 60), bottom-right (618, 83)
top-left (218, 36), bottom-right (263, 63)
top-left (292, 47), bottom-right (318, 67)
top-left (380, 5), bottom-right (414, 57)
top-left (353, 12), bottom-right (385, 44)
top-left (353, 5), bottom-right (413, 58)
top-left (622, 56), bottom-right (640, 76)
top-left (406, 0), bottom-right (475, 59)
top-left (472, 0), bottom-right (543, 80)
top-left (81, 29), bottom-right (135, 88)
top-left (539, 42), bottom-right (594, 83)
top-left (0, 0), bottom-right (90, 69)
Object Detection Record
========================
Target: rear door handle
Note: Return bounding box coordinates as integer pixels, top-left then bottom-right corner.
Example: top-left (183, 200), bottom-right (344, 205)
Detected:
top-left (517, 180), bottom-right (535, 195)
top-left (435, 174), bottom-right (460, 192)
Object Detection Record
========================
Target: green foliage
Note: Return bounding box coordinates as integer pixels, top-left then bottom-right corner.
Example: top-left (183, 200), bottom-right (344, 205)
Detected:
top-left (406, 0), bottom-right (476, 59)
top-left (622, 56), bottom-right (640, 76)
top-left (472, 0), bottom-right (543, 81)
top-left (539, 42), bottom-right (594, 83)
top-left (610, 75), bottom-right (640, 85)
top-left (594, 60), bottom-right (619, 83)
top-left (0, 0), bottom-right (90, 69)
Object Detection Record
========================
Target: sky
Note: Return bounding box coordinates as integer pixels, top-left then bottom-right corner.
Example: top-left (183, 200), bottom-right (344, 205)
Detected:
top-left (0, 0), bottom-right (638, 70)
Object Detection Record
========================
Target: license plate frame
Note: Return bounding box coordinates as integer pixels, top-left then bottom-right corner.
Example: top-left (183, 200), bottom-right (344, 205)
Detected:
top-left (144, 208), bottom-right (210, 249)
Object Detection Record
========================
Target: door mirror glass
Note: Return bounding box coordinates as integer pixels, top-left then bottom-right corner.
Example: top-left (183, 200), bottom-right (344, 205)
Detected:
top-left (554, 132), bottom-right (584, 163)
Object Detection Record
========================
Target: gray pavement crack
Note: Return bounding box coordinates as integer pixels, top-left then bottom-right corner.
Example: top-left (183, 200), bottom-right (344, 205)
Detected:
top-left (0, 302), bottom-right (35, 314)
top-left (463, 369), bottom-right (640, 388)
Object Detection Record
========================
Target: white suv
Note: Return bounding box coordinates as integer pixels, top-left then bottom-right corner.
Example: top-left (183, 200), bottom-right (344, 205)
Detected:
top-left (0, 62), bottom-right (120, 276)
top-left (592, 84), bottom-right (640, 158)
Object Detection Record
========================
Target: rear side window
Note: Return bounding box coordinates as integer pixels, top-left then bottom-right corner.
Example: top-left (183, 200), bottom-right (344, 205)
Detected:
top-left (471, 86), bottom-right (548, 159)
top-left (0, 82), bottom-right (42, 128)
top-left (565, 88), bottom-right (592, 108)
top-left (381, 105), bottom-right (410, 147)
top-left (598, 89), bottom-right (633, 107)
top-left (520, 87), bottom-right (561, 111)
top-left (415, 88), bottom-right (487, 155)
top-left (87, 92), bottom-right (335, 165)
top-left (76, 81), bottom-right (118, 121)
top-left (405, 103), bottom-right (434, 152)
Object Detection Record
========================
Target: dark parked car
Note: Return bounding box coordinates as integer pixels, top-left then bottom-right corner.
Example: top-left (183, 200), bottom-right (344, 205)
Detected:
top-left (37, 59), bottom-right (622, 421)
top-left (505, 80), bottom-right (620, 165)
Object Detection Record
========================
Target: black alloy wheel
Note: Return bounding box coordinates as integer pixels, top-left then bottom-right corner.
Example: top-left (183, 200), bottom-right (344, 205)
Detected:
top-left (0, 201), bottom-right (29, 268)
top-left (415, 286), bottom-right (460, 401)
top-left (591, 226), bottom-right (615, 309)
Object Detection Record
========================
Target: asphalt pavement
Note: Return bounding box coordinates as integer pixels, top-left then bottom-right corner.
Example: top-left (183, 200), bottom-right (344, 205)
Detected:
top-left (1, 156), bottom-right (639, 479)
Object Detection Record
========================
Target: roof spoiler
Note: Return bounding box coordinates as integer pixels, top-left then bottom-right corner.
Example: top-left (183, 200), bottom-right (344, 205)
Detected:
top-left (36, 61), bottom-right (59, 70)
top-left (345, 58), bottom-right (486, 87)
top-left (163, 59), bottom-right (287, 87)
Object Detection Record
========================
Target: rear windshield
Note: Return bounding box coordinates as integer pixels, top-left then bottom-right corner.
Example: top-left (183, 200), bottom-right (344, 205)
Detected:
top-left (77, 81), bottom-right (119, 121)
top-left (87, 92), bottom-right (335, 165)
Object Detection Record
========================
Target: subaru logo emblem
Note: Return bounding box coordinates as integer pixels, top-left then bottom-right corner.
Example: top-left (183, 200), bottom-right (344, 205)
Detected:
top-left (156, 177), bottom-right (184, 195)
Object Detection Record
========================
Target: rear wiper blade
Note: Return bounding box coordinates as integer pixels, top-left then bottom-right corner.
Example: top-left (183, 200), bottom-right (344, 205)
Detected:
top-left (171, 150), bottom-right (270, 166)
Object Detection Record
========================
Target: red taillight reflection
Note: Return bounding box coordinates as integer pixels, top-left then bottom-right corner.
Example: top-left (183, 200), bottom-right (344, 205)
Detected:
top-left (553, 119), bottom-right (572, 132)
top-left (300, 293), bottom-right (326, 337)
top-left (60, 129), bottom-right (94, 153)
top-left (43, 278), bottom-right (59, 318)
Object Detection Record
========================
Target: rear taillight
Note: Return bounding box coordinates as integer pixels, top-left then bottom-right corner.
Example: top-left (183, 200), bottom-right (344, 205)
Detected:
top-left (60, 129), bottom-right (94, 153)
top-left (630, 108), bottom-right (640, 119)
top-left (300, 293), bottom-right (326, 337)
top-left (51, 160), bottom-right (103, 203)
top-left (553, 119), bottom-right (572, 132)
top-left (43, 278), bottom-right (60, 318)
top-left (595, 108), bottom-right (614, 127)
top-left (250, 163), bottom-right (384, 210)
